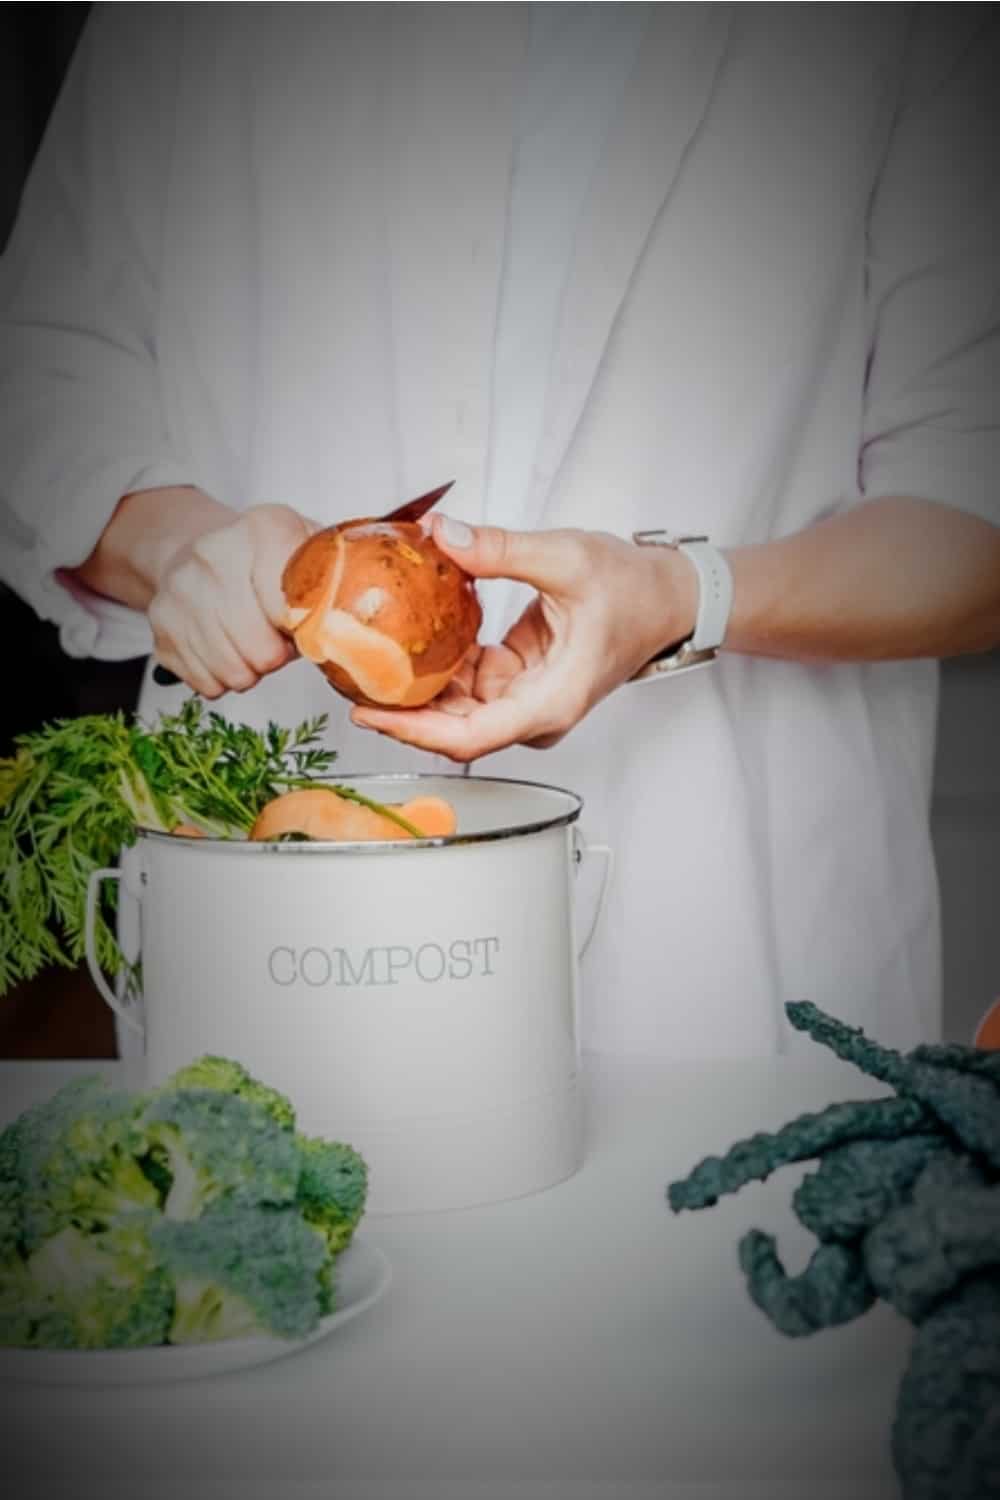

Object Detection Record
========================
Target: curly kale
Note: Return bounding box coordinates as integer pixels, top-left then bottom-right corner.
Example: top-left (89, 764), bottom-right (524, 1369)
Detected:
top-left (908, 1043), bottom-right (1000, 1087)
top-left (791, 1135), bottom-right (947, 1243)
top-left (787, 1001), bottom-right (1000, 1169)
top-left (892, 1275), bottom-right (1000, 1500)
top-left (667, 1002), bottom-right (1000, 1500)
top-left (666, 1096), bottom-right (931, 1211)
top-left (737, 1231), bottom-right (875, 1336)
top-left (863, 1183), bottom-right (1000, 1323)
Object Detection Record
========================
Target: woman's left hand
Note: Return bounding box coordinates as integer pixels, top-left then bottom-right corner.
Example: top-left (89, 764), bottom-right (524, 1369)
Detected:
top-left (350, 515), bottom-right (697, 761)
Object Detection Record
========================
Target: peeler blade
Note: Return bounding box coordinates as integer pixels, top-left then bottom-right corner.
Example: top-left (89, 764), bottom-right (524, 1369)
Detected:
top-left (382, 481), bottom-right (454, 525)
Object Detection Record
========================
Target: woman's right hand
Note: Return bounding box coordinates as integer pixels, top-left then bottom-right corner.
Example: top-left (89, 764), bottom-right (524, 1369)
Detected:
top-left (148, 502), bottom-right (318, 698)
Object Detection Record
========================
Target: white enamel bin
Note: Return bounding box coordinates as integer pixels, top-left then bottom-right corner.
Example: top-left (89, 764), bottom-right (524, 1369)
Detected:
top-left (85, 775), bottom-right (611, 1214)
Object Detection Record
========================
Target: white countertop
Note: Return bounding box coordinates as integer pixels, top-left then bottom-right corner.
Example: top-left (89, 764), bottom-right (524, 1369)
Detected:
top-left (0, 1054), bottom-right (911, 1500)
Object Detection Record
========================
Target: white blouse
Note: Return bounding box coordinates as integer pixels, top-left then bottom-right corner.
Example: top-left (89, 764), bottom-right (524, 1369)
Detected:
top-left (1, 6), bottom-right (997, 1060)
top-left (481, 3), bottom-right (649, 643)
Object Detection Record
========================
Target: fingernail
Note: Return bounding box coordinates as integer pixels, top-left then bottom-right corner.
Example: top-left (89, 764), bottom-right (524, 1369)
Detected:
top-left (438, 514), bottom-right (474, 549)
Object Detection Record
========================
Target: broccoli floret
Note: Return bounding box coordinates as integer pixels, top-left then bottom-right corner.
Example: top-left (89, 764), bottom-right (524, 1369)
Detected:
top-left (0, 1122), bottom-right (22, 1263)
top-left (0, 1273), bottom-right (79, 1349)
top-left (140, 1090), bottom-right (301, 1222)
top-left (294, 1135), bottom-right (368, 1313)
top-left (296, 1135), bottom-right (368, 1255)
top-left (24, 1219), bottom-right (172, 1349)
top-left (0, 1259), bottom-right (37, 1347)
top-left (162, 1056), bottom-right (296, 1132)
top-left (15, 1077), bottom-right (159, 1249)
top-left (152, 1201), bottom-right (328, 1343)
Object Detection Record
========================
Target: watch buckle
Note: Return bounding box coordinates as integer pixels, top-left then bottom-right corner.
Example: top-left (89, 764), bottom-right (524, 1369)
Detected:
top-left (632, 531), bottom-right (709, 548)
top-left (630, 639), bottom-right (718, 682)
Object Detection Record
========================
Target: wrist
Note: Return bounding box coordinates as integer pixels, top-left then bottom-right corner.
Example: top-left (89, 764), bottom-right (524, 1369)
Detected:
top-left (135, 487), bottom-right (238, 593)
top-left (74, 486), bottom-right (238, 608)
top-left (634, 533), bottom-right (735, 665)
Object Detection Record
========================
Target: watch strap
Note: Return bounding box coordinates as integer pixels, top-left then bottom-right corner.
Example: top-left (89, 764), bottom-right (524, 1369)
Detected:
top-left (678, 538), bottom-right (733, 651)
top-left (630, 532), bottom-right (733, 681)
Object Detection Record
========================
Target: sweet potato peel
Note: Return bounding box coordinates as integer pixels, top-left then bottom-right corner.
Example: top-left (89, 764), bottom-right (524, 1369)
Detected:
top-left (249, 786), bottom-right (457, 842)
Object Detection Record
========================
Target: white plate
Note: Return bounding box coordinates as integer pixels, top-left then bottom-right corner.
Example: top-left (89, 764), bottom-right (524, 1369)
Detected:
top-left (0, 1237), bottom-right (391, 1387)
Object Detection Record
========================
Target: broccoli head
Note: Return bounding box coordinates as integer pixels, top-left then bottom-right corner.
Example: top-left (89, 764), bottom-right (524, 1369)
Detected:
top-left (15, 1077), bottom-right (159, 1249)
top-left (140, 1089), bottom-right (301, 1222)
top-left (24, 1218), bottom-right (173, 1349)
top-left (152, 1201), bottom-right (329, 1342)
top-left (0, 1057), bottom-right (368, 1351)
top-left (161, 1056), bottom-right (295, 1132)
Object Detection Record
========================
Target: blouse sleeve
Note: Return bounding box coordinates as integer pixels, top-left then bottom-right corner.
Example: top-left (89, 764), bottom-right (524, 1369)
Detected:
top-left (0, 5), bottom-right (194, 660)
top-left (860, 7), bottom-right (1000, 530)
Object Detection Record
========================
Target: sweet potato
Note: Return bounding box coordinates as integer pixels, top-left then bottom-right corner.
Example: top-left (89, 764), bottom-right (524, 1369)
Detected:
top-left (249, 787), bottom-right (457, 842)
top-left (975, 999), bottom-right (1000, 1051)
top-left (282, 518), bottom-right (481, 707)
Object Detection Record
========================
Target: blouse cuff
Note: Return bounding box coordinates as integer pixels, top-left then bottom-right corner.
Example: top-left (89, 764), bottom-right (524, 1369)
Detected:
top-left (5, 459), bottom-right (200, 661)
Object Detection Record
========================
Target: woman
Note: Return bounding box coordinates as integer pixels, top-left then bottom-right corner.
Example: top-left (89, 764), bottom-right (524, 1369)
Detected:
top-left (2, 5), bottom-right (998, 1058)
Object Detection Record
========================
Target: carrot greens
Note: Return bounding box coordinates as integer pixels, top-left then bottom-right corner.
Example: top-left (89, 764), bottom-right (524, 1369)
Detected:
top-left (0, 698), bottom-right (341, 992)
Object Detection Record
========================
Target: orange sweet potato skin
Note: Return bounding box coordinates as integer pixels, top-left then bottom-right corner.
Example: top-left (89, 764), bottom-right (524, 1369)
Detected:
top-left (282, 519), bottom-right (481, 707)
top-left (249, 787), bottom-right (457, 842)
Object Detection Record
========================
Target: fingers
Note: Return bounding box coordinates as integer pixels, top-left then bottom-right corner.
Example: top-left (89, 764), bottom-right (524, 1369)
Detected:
top-left (352, 697), bottom-right (535, 762)
top-left (431, 515), bottom-right (598, 597)
top-left (148, 597), bottom-right (249, 699)
top-left (152, 645), bottom-right (225, 701)
top-left (148, 505), bottom-right (309, 697)
top-left (472, 643), bottom-right (524, 703)
top-left (352, 658), bottom-right (589, 762)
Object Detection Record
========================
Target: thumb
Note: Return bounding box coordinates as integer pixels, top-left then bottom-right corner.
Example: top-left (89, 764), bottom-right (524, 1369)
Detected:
top-left (431, 514), bottom-right (586, 595)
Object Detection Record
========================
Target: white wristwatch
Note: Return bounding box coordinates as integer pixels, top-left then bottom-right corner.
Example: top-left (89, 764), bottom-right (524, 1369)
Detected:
top-left (630, 532), bottom-right (733, 681)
